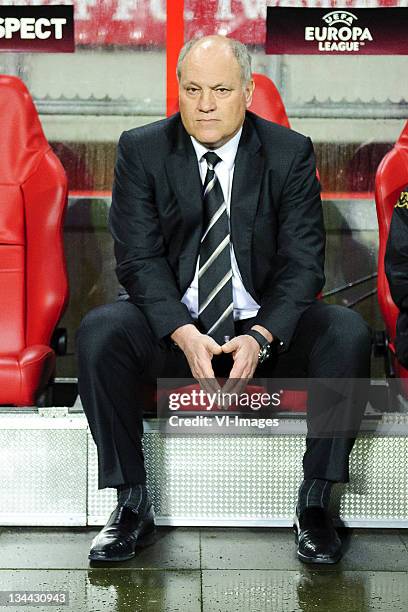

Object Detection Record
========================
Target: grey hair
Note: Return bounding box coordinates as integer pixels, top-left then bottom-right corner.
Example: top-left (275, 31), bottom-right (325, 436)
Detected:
top-left (176, 37), bottom-right (252, 84)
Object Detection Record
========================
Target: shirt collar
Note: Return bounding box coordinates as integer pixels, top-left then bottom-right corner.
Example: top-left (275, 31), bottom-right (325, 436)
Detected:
top-left (190, 126), bottom-right (243, 171)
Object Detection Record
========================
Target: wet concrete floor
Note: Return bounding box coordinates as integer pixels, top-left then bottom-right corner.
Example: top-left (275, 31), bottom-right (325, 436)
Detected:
top-left (0, 526), bottom-right (408, 611)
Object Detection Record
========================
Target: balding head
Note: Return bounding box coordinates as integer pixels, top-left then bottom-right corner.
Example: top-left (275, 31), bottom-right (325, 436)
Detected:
top-left (177, 35), bottom-right (252, 85)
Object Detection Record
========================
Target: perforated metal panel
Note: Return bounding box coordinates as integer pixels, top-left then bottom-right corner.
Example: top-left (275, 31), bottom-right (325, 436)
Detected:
top-left (87, 418), bottom-right (408, 527)
top-left (1, 411), bottom-right (407, 527)
top-left (334, 436), bottom-right (408, 522)
top-left (0, 413), bottom-right (87, 525)
top-left (145, 434), bottom-right (305, 521)
top-left (87, 431), bottom-right (306, 524)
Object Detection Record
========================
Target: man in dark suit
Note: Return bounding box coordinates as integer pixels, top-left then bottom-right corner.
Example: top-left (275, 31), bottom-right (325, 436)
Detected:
top-left (385, 186), bottom-right (408, 367)
top-left (77, 35), bottom-right (371, 564)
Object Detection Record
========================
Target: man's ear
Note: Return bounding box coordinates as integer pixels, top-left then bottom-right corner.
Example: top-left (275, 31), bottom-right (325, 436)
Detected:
top-left (245, 79), bottom-right (255, 109)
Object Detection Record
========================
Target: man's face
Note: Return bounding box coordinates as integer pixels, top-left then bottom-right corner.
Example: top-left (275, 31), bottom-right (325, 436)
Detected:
top-left (178, 41), bottom-right (254, 149)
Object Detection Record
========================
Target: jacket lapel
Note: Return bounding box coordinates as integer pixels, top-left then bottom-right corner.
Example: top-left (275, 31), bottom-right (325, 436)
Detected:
top-left (230, 115), bottom-right (264, 298)
top-left (164, 116), bottom-right (203, 290)
top-left (164, 113), bottom-right (264, 296)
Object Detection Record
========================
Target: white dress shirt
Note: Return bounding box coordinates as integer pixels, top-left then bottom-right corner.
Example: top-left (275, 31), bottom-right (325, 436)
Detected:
top-left (181, 127), bottom-right (261, 320)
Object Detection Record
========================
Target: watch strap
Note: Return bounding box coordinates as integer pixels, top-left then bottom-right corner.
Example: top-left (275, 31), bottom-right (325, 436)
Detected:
top-left (245, 329), bottom-right (270, 349)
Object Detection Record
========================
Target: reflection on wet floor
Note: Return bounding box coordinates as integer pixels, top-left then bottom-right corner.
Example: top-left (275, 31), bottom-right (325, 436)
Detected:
top-left (0, 527), bottom-right (407, 611)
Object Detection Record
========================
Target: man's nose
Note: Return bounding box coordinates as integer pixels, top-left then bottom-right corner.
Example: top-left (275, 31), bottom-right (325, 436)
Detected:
top-left (198, 90), bottom-right (216, 112)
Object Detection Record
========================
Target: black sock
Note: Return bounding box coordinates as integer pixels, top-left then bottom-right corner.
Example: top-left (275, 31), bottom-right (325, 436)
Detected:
top-left (297, 478), bottom-right (333, 514)
top-left (116, 484), bottom-right (149, 513)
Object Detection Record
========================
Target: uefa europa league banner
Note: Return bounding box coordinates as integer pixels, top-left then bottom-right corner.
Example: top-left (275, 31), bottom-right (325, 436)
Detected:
top-left (266, 7), bottom-right (408, 55)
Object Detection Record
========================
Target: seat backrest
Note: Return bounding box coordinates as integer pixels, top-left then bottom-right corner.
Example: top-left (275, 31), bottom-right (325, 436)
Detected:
top-left (375, 120), bottom-right (408, 338)
top-left (249, 73), bottom-right (290, 127)
top-left (0, 75), bottom-right (68, 351)
top-left (167, 73), bottom-right (291, 127)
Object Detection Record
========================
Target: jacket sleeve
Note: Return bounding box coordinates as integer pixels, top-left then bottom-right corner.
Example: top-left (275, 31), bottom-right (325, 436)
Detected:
top-left (108, 130), bottom-right (195, 339)
top-left (252, 137), bottom-right (325, 349)
top-left (385, 188), bottom-right (408, 311)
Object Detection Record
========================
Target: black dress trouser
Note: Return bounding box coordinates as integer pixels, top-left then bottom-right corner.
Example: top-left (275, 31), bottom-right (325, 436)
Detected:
top-left (76, 299), bottom-right (372, 489)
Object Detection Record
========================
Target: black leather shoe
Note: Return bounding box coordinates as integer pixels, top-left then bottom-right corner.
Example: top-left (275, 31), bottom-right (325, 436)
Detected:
top-left (294, 506), bottom-right (342, 564)
top-left (89, 503), bottom-right (155, 562)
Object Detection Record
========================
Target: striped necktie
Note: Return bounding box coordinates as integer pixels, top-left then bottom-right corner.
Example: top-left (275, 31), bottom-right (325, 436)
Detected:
top-left (198, 151), bottom-right (235, 344)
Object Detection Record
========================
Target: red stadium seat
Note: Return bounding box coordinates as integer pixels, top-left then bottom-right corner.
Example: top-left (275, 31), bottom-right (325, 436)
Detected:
top-left (0, 75), bottom-right (69, 406)
top-left (374, 120), bottom-right (408, 390)
top-left (249, 73), bottom-right (290, 127)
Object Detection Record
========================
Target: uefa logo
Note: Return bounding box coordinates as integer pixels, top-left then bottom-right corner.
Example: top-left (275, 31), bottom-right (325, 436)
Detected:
top-left (305, 10), bottom-right (373, 52)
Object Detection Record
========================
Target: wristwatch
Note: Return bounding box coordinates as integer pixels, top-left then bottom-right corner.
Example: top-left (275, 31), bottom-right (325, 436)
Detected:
top-left (245, 329), bottom-right (273, 363)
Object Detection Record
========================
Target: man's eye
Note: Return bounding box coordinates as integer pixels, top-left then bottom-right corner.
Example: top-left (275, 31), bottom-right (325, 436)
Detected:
top-left (216, 88), bottom-right (229, 93)
top-left (186, 88), bottom-right (199, 94)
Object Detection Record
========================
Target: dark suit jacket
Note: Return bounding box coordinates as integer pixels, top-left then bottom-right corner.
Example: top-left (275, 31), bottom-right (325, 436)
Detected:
top-left (385, 186), bottom-right (408, 311)
top-left (108, 110), bottom-right (325, 349)
top-left (385, 186), bottom-right (408, 366)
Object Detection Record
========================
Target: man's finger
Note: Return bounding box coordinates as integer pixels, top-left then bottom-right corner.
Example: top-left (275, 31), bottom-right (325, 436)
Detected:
top-left (196, 361), bottom-right (222, 397)
top-left (222, 376), bottom-right (250, 406)
top-left (228, 358), bottom-right (248, 380)
top-left (222, 356), bottom-right (249, 394)
top-left (221, 337), bottom-right (240, 353)
top-left (199, 373), bottom-right (220, 392)
top-left (206, 338), bottom-right (223, 355)
top-left (222, 370), bottom-right (247, 395)
top-left (199, 379), bottom-right (220, 398)
top-left (196, 361), bottom-right (216, 383)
